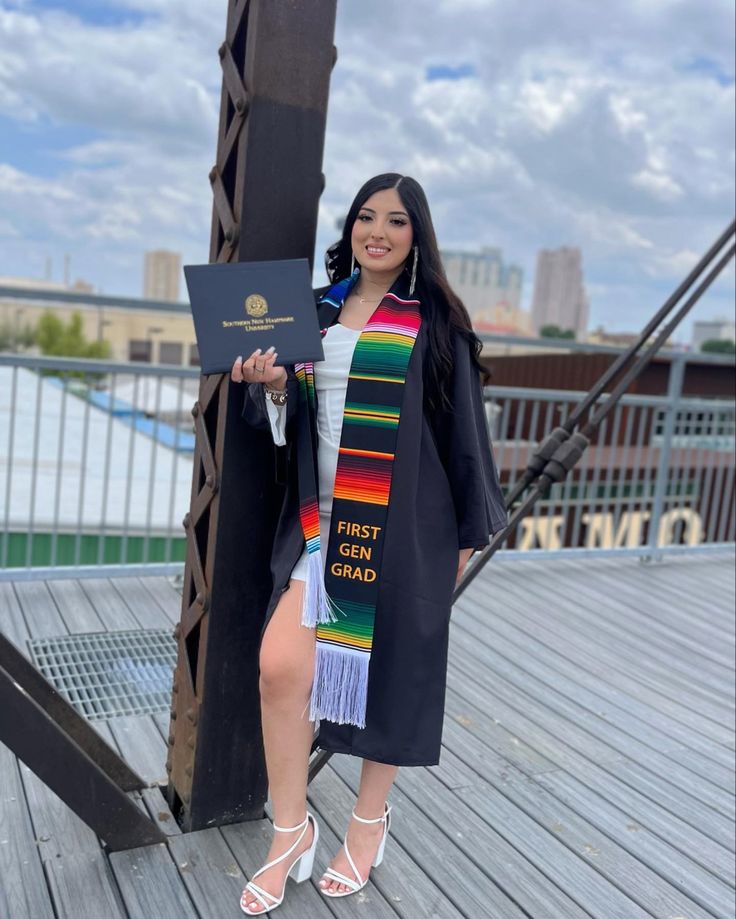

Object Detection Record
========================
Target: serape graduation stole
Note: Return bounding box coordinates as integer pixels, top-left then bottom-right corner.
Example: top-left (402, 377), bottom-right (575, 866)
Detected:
top-left (294, 272), bottom-right (422, 728)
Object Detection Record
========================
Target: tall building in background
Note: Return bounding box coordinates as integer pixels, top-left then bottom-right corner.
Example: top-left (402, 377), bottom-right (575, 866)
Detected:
top-left (143, 250), bottom-right (181, 301)
top-left (691, 318), bottom-right (736, 351)
top-left (531, 246), bottom-right (588, 339)
top-left (441, 247), bottom-right (530, 334)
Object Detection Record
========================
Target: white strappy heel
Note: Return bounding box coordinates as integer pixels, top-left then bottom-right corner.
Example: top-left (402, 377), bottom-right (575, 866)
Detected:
top-left (319, 802), bottom-right (392, 898)
top-left (240, 812), bottom-right (319, 914)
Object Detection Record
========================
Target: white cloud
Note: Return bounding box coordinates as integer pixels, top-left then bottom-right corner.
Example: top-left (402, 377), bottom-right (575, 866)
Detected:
top-left (631, 168), bottom-right (684, 201)
top-left (0, 0), bottom-right (733, 334)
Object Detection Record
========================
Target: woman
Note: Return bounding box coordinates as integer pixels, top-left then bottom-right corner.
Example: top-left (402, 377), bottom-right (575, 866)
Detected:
top-left (232, 173), bottom-right (506, 914)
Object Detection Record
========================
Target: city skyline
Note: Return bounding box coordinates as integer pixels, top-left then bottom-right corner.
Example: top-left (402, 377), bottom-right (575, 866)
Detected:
top-left (7, 234), bottom-right (730, 345)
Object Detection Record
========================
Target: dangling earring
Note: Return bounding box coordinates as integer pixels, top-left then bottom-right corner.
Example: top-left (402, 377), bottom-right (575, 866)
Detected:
top-left (409, 246), bottom-right (419, 296)
top-left (350, 252), bottom-right (356, 275)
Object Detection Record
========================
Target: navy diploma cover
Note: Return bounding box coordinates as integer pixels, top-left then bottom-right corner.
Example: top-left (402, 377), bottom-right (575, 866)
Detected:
top-left (184, 258), bottom-right (325, 374)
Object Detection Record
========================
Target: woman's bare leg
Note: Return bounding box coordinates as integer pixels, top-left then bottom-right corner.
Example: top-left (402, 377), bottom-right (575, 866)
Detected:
top-left (319, 759), bottom-right (398, 894)
top-left (241, 579), bottom-right (316, 914)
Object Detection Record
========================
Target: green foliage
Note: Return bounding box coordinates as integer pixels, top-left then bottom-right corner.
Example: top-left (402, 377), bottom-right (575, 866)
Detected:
top-left (0, 320), bottom-right (37, 352)
top-left (539, 323), bottom-right (576, 340)
top-left (36, 311), bottom-right (111, 359)
top-left (35, 310), bottom-right (111, 378)
top-left (701, 338), bottom-right (736, 354)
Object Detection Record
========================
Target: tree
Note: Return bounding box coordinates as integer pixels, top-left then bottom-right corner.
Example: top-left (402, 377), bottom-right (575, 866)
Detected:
top-left (35, 310), bottom-right (111, 378)
top-left (701, 338), bottom-right (736, 354)
top-left (36, 311), bottom-right (111, 360)
top-left (539, 323), bottom-right (575, 340)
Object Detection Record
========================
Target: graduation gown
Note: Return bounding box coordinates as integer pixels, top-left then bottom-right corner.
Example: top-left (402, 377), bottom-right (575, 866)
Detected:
top-left (242, 284), bottom-right (507, 766)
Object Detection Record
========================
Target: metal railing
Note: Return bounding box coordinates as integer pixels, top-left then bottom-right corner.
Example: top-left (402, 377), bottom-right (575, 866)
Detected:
top-left (1, 350), bottom-right (733, 578)
top-left (0, 354), bottom-right (199, 574)
top-left (486, 384), bottom-right (734, 553)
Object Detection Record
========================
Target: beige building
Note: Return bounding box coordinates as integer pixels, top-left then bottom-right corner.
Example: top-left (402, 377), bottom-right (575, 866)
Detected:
top-left (143, 250), bottom-right (182, 302)
top-left (0, 277), bottom-right (199, 366)
top-left (531, 246), bottom-right (589, 339)
top-left (441, 247), bottom-right (530, 334)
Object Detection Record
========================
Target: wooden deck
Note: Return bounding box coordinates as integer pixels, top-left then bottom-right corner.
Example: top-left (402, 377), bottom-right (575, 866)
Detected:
top-left (1, 551), bottom-right (734, 919)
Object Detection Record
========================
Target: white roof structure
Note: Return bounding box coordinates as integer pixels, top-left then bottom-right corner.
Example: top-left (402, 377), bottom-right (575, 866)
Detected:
top-left (110, 378), bottom-right (196, 416)
top-left (0, 366), bottom-right (193, 532)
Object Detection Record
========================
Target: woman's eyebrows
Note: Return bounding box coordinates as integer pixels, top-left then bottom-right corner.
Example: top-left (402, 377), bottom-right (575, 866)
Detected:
top-left (359, 207), bottom-right (409, 216)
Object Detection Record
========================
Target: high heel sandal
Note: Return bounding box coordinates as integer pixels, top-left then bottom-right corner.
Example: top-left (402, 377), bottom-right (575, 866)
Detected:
top-left (319, 802), bottom-right (392, 898)
top-left (240, 812), bottom-right (319, 914)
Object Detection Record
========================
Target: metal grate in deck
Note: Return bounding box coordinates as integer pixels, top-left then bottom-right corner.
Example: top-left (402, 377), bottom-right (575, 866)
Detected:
top-left (27, 628), bottom-right (176, 721)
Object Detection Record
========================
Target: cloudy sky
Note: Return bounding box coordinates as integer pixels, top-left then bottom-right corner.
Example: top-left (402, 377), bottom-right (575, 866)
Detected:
top-left (0, 0), bottom-right (734, 340)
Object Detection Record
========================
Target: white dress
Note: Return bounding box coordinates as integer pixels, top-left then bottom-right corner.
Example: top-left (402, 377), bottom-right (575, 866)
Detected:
top-left (265, 321), bottom-right (361, 580)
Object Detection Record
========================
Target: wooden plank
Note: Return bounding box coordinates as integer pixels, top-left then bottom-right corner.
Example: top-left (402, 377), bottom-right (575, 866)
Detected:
top-left (18, 757), bottom-right (101, 861)
top-left (448, 634), bottom-right (735, 823)
top-left (557, 562), bottom-right (734, 667)
top-left (140, 577), bottom-right (182, 625)
top-left (614, 557), bottom-right (735, 618)
top-left (487, 565), bottom-right (733, 699)
top-left (667, 746), bottom-right (736, 794)
top-left (12, 580), bottom-right (67, 638)
top-left (457, 588), bottom-right (734, 756)
top-left (438, 735), bottom-right (722, 919)
top-left (451, 602), bottom-right (734, 793)
top-left (445, 665), bottom-right (558, 772)
top-left (78, 579), bottom-right (142, 632)
top-left (109, 842), bottom-right (199, 919)
top-left (0, 742), bottom-right (56, 919)
top-left (533, 766), bottom-right (735, 914)
top-left (108, 578), bottom-right (172, 630)
top-left (140, 786), bottom-right (182, 838)
top-left (167, 828), bottom-right (252, 917)
top-left (108, 716), bottom-right (168, 787)
top-left (571, 754), bottom-right (735, 855)
top-left (45, 579), bottom-right (106, 634)
top-left (445, 661), bottom-right (733, 853)
top-left (43, 852), bottom-right (127, 919)
top-left (477, 569), bottom-right (733, 725)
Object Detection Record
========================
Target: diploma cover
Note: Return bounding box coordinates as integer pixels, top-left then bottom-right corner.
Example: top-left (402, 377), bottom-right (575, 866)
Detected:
top-left (183, 259), bottom-right (324, 374)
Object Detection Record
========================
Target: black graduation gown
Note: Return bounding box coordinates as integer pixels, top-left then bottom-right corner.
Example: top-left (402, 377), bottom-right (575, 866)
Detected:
top-left (242, 285), bottom-right (507, 766)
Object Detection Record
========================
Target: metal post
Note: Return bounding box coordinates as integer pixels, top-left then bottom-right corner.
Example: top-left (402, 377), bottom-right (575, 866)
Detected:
top-left (647, 353), bottom-right (686, 554)
top-left (166, 0), bottom-right (337, 831)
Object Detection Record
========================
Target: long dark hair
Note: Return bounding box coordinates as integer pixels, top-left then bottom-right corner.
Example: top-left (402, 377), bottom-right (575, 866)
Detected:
top-left (325, 173), bottom-right (488, 411)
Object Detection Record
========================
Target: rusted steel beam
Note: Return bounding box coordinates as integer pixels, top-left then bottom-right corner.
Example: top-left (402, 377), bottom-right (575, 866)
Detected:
top-left (167, 0), bottom-right (337, 831)
top-left (0, 632), bottom-right (165, 851)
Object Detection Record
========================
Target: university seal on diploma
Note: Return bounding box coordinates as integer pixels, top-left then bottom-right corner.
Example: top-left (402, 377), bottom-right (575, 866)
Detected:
top-left (245, 293), bottom-right (268, 318)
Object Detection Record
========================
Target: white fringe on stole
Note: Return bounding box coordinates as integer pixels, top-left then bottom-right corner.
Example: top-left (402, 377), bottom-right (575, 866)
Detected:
top-left (309, 643), bottom-right (369, 728)
top-left (300, 550), bottom-right (341, 627)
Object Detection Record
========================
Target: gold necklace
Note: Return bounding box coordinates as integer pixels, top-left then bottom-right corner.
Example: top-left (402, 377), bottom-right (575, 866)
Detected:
top-left (353, 288), bottom-right (384, 304)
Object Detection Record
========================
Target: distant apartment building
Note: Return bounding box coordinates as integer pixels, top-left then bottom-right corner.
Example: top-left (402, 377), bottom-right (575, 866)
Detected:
top-left (692, 318), bottom-right (736, 351)
top-left (143, 250), bottom-right (181, 302)
top-left (531, 246), bottom-right (589, 340)
top-left (441, 247), bottom-right (530, 334)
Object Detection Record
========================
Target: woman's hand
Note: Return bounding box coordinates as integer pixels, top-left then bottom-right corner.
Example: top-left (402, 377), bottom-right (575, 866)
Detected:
top-left (231, 347), bottom-right (287, 391)
top-left (456, 547), bottom-right (474, 583)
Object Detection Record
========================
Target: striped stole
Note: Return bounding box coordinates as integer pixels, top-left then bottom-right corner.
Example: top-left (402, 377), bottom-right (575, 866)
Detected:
top-left (294, 275), bottom-right (422, 728)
